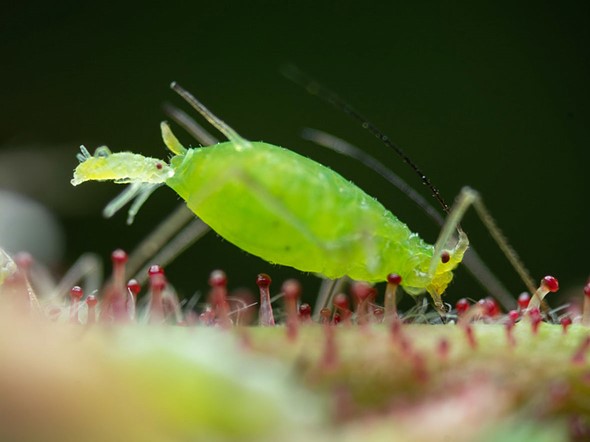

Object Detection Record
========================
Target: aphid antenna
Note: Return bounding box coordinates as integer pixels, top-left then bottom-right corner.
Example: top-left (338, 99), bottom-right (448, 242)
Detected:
top-left (47, 253), bottom-right (103, 302)
top-left (284, 66), bottom-right (538, 301)
top-left (162, 103), bottom-right (220, 146)
top-left (302, 128), bottom-right (445, 226)
top-left (125, 205), bottom-right (194, 280)
top-left (170, 82), bottom-right (251, 150)
top-left (282, 64), bottom-right (451, 216)
top-left (314, 276), bottom-right (347, 320)
top-left (302, 128), bottom-right (517, 309)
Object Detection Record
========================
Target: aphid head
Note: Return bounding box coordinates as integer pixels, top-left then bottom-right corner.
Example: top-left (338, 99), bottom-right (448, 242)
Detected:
top-left (425, 231), bottom-right (470, 306)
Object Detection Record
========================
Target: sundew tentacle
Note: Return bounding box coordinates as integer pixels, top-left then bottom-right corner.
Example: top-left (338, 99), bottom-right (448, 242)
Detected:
top-left (4, 244), bottom-right (585, 440)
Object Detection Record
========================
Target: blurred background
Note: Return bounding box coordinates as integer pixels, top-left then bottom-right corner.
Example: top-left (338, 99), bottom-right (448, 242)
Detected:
top-left (1, 1), bottom-right (588, 306)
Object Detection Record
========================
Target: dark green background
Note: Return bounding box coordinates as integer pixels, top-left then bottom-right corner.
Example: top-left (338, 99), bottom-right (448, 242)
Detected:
top-left (2, 1), bottom-right (588, 306)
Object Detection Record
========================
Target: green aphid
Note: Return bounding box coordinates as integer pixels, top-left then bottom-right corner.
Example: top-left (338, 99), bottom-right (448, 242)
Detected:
top-left (72, 83), bottom-right (483, 311)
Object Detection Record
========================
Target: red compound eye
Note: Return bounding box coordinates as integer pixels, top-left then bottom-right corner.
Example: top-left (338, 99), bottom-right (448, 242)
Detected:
top-left (441, 251), bottom-right (450, 264)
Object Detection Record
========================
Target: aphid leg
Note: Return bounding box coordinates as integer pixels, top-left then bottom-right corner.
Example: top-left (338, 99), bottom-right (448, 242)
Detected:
top-left (103, 183), bottom-right (144, 218)
top-left (126, 184), bottom-right (162, 225)
top-left (429, 186), bottom-right (537, 297)
top-left (131, 218), bottom-right (210, 286)
top-left (314, 277), bottom-right (346, 321)
top-left (102, 183), bottom-right (161, 224)
top-left (125, 205), bottom-right (194, 279)
top-left (170, 82), bottom-right (252, 150)
top-left (48, 253), bottom-right (103, 302)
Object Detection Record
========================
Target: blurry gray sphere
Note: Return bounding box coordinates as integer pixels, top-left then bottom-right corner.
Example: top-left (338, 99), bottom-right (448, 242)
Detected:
top-left (0, 190), bottom-right (65, 267)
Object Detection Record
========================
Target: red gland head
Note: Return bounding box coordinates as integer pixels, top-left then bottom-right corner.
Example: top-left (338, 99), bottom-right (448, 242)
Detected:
top-left (208, 270), bottom-right (227, 288)
top-left (256, 273), bottom-right (272, 289)
top-left (111, 249), bottom-right (128, 265)
top-left (282, 279), bottom-right (301, 300)
top-left (541, 275), bottom-right (559, 292)
top-left (86, 295), bottom-right (98, 308)
top-left (455, 298), bottom-right (470, 315)
top-left (70, 286), bottom-right (84, 300)
top-left (148, 265), bottom-right (165, 277)
top-left (387, 273), bottom-right (402, 285)
top-left (127, 279), bottom-right (141, 296)
top-left (299, 303), bottom-right (312, 318)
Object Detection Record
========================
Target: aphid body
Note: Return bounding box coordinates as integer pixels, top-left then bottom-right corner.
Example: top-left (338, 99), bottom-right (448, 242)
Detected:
top-left (72, 84), bottom-right (469, 308)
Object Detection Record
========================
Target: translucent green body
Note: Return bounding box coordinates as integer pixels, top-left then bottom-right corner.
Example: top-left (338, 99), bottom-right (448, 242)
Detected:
top-left (71, 91), bottom-right (466, 300)
top-left (166, 142), bottom-right (445, 293)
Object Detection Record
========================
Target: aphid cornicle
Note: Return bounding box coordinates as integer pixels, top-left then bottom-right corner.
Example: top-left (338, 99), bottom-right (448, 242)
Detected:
top-left (72, 82), bottom-right (482, 312)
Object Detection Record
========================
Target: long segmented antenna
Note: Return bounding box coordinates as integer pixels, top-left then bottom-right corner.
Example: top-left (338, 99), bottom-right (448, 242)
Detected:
top-left (163, 103), bottom-right (220, 146)
top-left (302, 128), bottom-right (517, 309)
top-left (170, 82), bottom-right (251, 149)
top-left (286, 68), bottom-right (536, 305)
top-left (302, 128), bottom-right (445, 226)
top-left (282, 64), bottom-right (451, 215)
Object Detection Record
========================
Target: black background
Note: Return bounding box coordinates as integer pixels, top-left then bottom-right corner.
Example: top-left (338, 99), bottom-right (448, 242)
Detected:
top-left (2, 1), bottom-right (588, 306)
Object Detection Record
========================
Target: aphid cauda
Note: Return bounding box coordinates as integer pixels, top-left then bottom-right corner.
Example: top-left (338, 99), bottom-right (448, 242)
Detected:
top-left (71, 82), bottom-right (531, 312)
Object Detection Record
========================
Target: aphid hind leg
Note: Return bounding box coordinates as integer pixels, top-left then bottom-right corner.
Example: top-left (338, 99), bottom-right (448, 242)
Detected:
top-left (429, 186), bottom-right (537, 298)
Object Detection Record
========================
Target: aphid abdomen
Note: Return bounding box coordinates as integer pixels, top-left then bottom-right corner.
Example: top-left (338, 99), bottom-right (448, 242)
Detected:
top-left (166, 142), bottom-right (434, 287)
